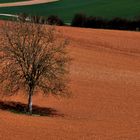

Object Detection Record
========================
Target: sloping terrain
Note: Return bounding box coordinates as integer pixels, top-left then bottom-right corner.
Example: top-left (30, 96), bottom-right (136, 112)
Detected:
top-left (0, 24), bottom-right (140, 139)
top-left (0, 0), bottom-right (140, 22)
top-left (0, 0), bottom-right (58, 7)
top-left (0, 0), bottom-right (28, 3)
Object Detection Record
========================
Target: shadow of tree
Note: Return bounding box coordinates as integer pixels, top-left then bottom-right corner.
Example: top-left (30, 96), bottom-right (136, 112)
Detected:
top-left (0, 100), bottom-right (64, 117)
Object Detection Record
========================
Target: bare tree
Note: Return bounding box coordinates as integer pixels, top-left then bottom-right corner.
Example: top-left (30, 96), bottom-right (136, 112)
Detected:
top-left (0, 21), bottom-right (70, 114)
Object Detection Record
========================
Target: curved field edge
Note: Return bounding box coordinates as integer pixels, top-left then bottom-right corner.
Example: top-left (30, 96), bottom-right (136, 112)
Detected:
top-left (0, 0), bottom-right (140, 22)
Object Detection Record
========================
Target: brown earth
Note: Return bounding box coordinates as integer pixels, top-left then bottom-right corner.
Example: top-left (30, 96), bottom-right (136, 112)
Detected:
top-left (0, 24), bottom-right (140, 140)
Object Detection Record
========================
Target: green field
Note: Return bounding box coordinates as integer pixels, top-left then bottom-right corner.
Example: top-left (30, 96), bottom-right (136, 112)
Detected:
top-left (0, 0), bottom-right (28, 3)
top-left (0, 0), bottom-right (140, 22)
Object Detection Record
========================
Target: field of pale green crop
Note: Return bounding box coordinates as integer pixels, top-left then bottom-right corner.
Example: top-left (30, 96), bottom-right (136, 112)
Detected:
top-left (0, 0), bottom-right (140, 22)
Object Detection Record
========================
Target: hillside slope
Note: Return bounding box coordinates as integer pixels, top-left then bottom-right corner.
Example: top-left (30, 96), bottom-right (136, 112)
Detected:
top-left (0, 25), bottom-right (140, 139)
top-left (0, 0), bottom-right (140, 22)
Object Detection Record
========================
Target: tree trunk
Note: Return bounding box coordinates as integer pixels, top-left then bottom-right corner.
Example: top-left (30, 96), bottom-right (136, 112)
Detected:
top-left (28, 89), bottom-right (33, 115)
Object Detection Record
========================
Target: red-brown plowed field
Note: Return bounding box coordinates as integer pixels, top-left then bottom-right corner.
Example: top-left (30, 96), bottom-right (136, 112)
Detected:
top-left (0, 25), bottom-right (140, 140)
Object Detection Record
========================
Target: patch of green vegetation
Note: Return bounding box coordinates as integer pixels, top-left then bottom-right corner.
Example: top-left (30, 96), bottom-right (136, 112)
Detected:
top-left (0, 15), bottom-right (9, 20)
top-left (0, 0), bottom-right (140, 22)
top-left (0, 0), bottom-right (28, 3)
top-left (10, 109), bottom-right (41, 116)
top-left (10, 109), bottom-right (27, 115)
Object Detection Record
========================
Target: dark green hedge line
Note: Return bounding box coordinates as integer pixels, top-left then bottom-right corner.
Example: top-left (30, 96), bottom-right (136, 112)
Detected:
top-left (17, 13), bottom-right (140, 31)
top-left (71, 13), bottom-right (140, 31)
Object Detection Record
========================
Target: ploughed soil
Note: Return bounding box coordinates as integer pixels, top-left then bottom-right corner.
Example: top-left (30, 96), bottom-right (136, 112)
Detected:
top-left (0, 24), bottom-right (140, 139)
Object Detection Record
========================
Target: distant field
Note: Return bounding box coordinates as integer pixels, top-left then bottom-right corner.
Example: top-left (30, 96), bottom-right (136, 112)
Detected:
top-left (0, 0), bottom-right (140, 22)
top-left (0, 0), bottom-right (28, 3)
